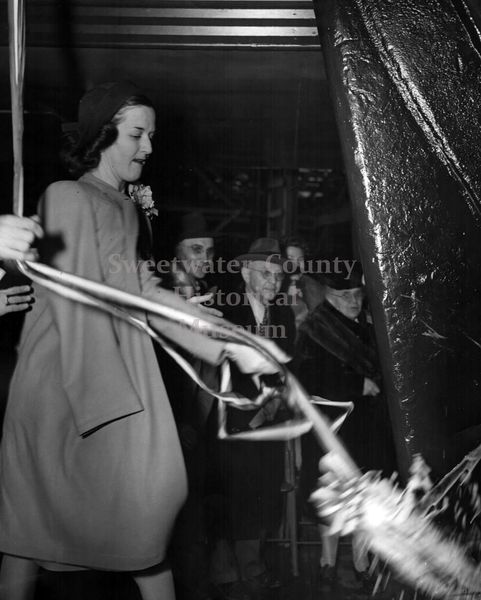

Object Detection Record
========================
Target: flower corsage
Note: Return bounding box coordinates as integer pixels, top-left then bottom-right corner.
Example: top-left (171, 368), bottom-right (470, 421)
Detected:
top-left (128, 183), bottom-right (158, 220)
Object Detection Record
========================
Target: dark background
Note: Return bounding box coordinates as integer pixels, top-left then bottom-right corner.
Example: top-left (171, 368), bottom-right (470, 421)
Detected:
top-left (0, 0), bottom-right (352, 258)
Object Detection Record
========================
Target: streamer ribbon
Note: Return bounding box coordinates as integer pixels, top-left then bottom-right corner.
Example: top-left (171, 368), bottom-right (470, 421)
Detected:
top-left (18, 259), bottom-right (356, 446)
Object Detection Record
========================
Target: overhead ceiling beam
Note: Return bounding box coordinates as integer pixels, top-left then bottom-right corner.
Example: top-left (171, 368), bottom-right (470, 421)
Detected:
top-left (0, 1), bottom-right (320, 49)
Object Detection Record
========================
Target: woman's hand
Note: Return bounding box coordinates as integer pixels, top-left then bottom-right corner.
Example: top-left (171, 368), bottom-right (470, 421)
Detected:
top-left (0, 215), bottom-right (43, 261)
top-left (0, 285), bottom-right (34, 317)
top-left (225, 339), bottom-right (290, 375)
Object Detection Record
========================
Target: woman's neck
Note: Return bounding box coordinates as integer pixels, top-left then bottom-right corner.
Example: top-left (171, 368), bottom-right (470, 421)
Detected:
top-left (89, 165), bottom-right (125, 193)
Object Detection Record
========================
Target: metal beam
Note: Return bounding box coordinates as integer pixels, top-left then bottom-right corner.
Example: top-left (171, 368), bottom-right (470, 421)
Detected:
top-left (0, 1), bottom-right (320, 48)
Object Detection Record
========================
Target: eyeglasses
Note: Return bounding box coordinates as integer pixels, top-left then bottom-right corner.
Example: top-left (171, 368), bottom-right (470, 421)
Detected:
top-left (248, 266), bottom-right (284, 282)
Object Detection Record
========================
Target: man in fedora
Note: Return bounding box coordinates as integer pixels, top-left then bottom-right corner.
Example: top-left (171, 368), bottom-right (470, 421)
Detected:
top-left (234, 237), bottom-right (294, 341)
top-left (294, 261), bottom-right (396, 593)
top-left (223, 237), bottom-right (296, 433)
top-left (209, 238), bottom-right (296, 599)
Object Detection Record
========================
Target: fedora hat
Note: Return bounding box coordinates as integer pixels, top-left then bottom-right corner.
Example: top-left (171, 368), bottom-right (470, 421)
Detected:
top-left (236, 237), bottom-right (287, 266)
top-left (175, 211), bottom-right (215, 244)
top-left (321, 260), bottom-right (364, 290)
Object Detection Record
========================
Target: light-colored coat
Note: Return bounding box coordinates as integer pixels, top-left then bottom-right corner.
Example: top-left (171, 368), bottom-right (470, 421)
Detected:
top-left (0, 174), bottom-right (225, 571)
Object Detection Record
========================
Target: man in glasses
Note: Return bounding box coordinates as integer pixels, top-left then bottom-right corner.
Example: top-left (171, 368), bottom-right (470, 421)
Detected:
top-left (209, 238), bottom-right (295, 600)
top-left (238, 247), bottom-right (287, 339)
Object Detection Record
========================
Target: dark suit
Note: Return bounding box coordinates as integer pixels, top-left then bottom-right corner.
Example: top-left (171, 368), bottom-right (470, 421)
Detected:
top-left (211, 290), bottom-right (296, 540)
top-left (294, 300), bottom-right (396, 512)
top-left (159, 270), bottom-right (219, 598)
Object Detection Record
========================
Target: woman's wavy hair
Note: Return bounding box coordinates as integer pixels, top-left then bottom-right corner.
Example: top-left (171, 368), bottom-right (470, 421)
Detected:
top-left (61, 94), bottom-right (154, 178)
top-left (280, 235), bottom-right (310, 258)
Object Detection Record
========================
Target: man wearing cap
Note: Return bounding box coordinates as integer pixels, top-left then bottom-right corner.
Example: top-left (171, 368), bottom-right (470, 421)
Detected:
top-left (158, 211), bottom-right (221, 599)
top-left (165, 211), bottom-right (216, 300)
top-left (162, 210), bottom-right (220, 441)
top-left (209, 238), bottom-right (296, 598)
top-left (294, 261), bottom-right (396, 592)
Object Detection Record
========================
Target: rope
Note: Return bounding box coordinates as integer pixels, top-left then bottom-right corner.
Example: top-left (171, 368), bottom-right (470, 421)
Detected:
top-left (8, 0), bottom-right (25, 217)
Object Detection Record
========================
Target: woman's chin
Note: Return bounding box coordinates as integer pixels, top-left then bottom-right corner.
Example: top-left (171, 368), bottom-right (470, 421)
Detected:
top-left (128, 165), bottom-right (144, 180)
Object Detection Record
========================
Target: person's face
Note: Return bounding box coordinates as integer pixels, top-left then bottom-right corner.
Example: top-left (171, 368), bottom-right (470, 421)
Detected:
top-left (325, 286), bottom-right (364, 320)
top-left (100, 105), bottom-right (155, 188)
top-left (176, 237), bottom-right (214, 279)
top-left (243, 260), bottom-right (284, 305)
top-left (286, 245), bottom-right (305, 270)
top-left (286, 245), bottom-right (305, 280)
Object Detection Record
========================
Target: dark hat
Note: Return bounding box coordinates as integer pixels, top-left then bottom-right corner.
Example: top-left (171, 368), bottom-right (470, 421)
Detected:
top-left (236, 237), bottom-right (287, 266)
top-left (176, 212), bottom-right (215, 244)
top-left (77, 80), bottom-right (144, 148)
top-left (321, 260), bottom-right (363, 290)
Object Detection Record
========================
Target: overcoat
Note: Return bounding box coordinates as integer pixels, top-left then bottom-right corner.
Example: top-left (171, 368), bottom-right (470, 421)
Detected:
top-left (211, 293), bottom-right (295, 540)
top-left (294, 300), bottom-right (396, 504)
top-left (0, 174), bottom-right (225, 571)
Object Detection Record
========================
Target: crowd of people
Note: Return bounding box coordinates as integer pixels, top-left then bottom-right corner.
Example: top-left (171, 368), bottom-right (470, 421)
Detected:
top-left (0, 81), bottom-right (396, 600)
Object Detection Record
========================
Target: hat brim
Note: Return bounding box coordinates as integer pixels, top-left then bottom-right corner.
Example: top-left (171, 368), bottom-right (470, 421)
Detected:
top-left (235, 252), bottom-right (288, 266)
top-left (176, 231), bottom-right (219, 243)
top-left (321, 276), bottom-right (363, 290)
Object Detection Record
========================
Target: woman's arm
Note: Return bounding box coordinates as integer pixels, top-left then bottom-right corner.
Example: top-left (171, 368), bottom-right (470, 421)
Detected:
top-left (139, 264), bottom-right (288, 371)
